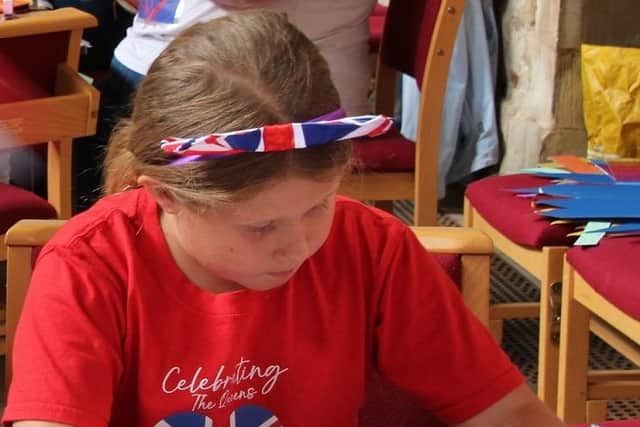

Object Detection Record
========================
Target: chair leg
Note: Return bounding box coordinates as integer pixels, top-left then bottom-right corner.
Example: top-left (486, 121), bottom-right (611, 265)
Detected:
top-left (586, 400), bottom-right (608, 423)
top-left (460, 255), bottom-right (490, 328)
top-left (557, 264), bottom-right (590, 423)
top-left (48, 138), bottom-right (73, 219)
top-left (537, 247), bottom-right (564, 410)
top-left (489, 319), bottom-right (503, 344)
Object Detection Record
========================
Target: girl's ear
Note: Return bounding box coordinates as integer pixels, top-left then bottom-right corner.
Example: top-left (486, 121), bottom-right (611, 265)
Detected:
top-left (137, 175), bottom-right (181, 214)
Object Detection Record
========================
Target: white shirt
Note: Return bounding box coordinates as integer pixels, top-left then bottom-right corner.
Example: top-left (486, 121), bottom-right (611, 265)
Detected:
top-left (114, 0), bottom-right (227, 75)
top-left (113, 0), bottom-right (377, 114)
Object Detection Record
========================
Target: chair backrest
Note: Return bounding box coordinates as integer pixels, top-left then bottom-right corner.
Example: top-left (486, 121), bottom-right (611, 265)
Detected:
top-left (4, 219), bottom-right (66, 395)
top-left (373, 0), bottom-right (463, 114)
top-left (5, 220), bottom-right (493, 423)
top-left (379, 0), bottom-right (442, 84)
top-left (0, 8), bottom-right (99, 219)
top-left (374, 0), bottom-right (464, 226)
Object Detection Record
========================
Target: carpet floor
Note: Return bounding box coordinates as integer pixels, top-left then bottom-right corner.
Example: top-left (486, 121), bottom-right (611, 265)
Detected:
top-left (395, 200), bottom-right (640, 421)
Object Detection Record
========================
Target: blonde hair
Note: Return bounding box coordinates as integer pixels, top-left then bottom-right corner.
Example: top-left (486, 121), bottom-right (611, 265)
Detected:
top-left (103, 10), bottom-right (349, 205)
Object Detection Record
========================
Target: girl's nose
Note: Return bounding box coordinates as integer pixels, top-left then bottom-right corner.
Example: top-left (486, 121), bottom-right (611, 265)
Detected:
top-left (272, 223), bottom-right (310, 263)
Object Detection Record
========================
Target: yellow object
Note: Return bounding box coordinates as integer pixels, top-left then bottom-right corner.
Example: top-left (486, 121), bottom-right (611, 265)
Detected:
top-left (581, 44), bottom-right (640, 159)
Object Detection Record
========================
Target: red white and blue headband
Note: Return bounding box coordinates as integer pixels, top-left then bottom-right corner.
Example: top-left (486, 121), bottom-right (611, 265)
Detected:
top-left (160, 108), bottom-right (393, 165)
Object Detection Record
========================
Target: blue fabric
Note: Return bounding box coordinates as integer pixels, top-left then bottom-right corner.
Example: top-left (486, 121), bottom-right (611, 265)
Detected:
top-left (110, 56), bottom-right (145, 88)
top-left (400, 0), bottom-right (500, 198)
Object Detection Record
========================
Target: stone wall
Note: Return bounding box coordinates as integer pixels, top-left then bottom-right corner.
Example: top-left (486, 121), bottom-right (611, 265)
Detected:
top-left (497, 0), bottom-right (640, 173)
top-left (498, 0), bottom-right (562, 173)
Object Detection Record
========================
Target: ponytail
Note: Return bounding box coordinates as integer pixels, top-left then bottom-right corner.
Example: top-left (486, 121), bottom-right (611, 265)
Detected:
top-left (103, 120), bottom-right (138, 195)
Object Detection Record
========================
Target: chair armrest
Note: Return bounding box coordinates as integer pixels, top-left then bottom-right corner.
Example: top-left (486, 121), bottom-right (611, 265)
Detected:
top-left (5, 219), bottom-right (66, 247)
top-left (411, 226), bottom-right (494, 255)
top-left (0, 8), bottom-right (97, 39)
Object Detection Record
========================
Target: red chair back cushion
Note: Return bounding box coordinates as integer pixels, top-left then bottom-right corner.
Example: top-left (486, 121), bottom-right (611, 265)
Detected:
top-left (0, 32), bottom-right (68, 103)
top-left (0, 183), bottom-right (57, 234)
top-left (379, 0), bottom-right (441, 86)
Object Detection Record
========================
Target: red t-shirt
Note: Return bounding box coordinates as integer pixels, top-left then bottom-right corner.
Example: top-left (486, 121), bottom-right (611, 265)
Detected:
top-left (3, 190), bottom-right (523, 427)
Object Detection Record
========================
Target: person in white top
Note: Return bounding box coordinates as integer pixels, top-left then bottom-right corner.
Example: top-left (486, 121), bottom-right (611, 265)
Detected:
top-left (71, 0), bottom-right (375, 212)
top-left (113, 0), bottom-right (376, 115)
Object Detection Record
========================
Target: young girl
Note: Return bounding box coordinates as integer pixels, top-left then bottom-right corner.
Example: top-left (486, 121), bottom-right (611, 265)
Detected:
top-left (3, 11), bottom-right (565, 427)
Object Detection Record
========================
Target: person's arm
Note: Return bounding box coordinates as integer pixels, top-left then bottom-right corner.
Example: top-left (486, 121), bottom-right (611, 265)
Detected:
top-left (14, 422), bottom-right (75, 427)
top-left (456, 383), bottom-right (565, 427)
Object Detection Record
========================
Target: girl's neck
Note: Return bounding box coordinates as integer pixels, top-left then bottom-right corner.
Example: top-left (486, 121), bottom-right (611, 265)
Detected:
top-left (159, 210), bottom-right (243, 294)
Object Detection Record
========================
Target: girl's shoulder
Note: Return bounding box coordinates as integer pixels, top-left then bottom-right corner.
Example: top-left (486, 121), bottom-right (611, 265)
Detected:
top-left (334, 196), bottom-right (410, 233)
top-left (44, 188), bottom-right (156, 256)
top-left (332, 196), bottom-right (413, 248)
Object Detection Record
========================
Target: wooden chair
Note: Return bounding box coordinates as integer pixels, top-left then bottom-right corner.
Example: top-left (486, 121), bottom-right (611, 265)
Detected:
top-left (0, 7), bottom-right (100, 220)
top-left (463, 173), bottom-right (576, 411)
top-left (4, 219), bottom-right (66, 393)
top-left (5, 219), bottom-right (493, 416)
top-left (557, 236), bottom-right (640, 424)
top-left (339, 0), bottom-right (465, 226)
top-left (0, 8), bottom-right (98, 355)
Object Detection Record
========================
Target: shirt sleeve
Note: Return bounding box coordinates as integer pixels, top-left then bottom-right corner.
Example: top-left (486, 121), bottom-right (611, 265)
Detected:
top-left (374, 226), bottom-right (524, 425)
top-left (3, 245), bottom-right (126, 427)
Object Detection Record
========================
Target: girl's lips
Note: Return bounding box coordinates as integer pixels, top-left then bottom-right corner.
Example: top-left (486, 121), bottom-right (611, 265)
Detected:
top-left (267, 268), bottom-right (297, 278)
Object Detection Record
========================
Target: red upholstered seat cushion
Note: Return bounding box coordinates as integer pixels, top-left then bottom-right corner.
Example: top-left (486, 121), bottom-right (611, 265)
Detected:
top-left (352, 127), bottom-right (415, 172)
top-left (368, 4), bottom-right (387, 53)
top-left (433, 253), bottom-right (462, 288)
top-left (465, 174), bottom-right (576, 249)
top-left (0, 183), bottom-right (57, 234)
top-left (566, 236), bottom-right (640, 321)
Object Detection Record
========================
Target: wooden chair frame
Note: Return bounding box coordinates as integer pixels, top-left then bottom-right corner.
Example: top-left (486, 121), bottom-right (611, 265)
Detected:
top-left (412, 226), bottom-right (492, 326)
top-left (464, 197), bottom-right (567, 410)
top-left (4, 219), bottom-right (493, 396)
top-left (339, 0), bottom-right (465, 226)
top-left (0, 8), bottom-right (98, 361)
top-left (0, 8), bottom-right (99, 220)
top-left (557, 257), bottom-right (640, 423)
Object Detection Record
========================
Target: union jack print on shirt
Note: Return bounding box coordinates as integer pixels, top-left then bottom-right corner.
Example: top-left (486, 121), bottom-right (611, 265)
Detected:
top-left (229, 405), bottom-right (283, 427)
top-left (154, 411), bottom-right (214, 427)
top-left (138, 0), bottom-right (181, 24)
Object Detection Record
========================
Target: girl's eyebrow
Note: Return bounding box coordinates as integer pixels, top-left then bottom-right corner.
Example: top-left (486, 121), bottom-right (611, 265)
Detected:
top-left (239, 190), bottom-right (337, 226)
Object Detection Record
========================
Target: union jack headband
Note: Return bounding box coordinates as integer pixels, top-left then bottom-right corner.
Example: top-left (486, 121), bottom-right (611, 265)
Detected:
top-left (161, 113), bottom-right (393, 165)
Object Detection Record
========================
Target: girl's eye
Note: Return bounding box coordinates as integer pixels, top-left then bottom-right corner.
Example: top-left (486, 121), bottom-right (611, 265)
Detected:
top-left (246, 222), bottom-right (277, 234)
top-left (307, 200), bottom-right (329, 216)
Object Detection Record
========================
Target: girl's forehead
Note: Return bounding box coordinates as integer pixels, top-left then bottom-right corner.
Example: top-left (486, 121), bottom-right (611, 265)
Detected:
top-left (223, 175), bottom-right (342, 221)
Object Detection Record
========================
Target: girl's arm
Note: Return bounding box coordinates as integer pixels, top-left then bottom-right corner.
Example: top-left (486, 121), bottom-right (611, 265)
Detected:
top-left (456, 383), bottom-right (565, 427)
top-left (14, 422), bottom-right (75, 427)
